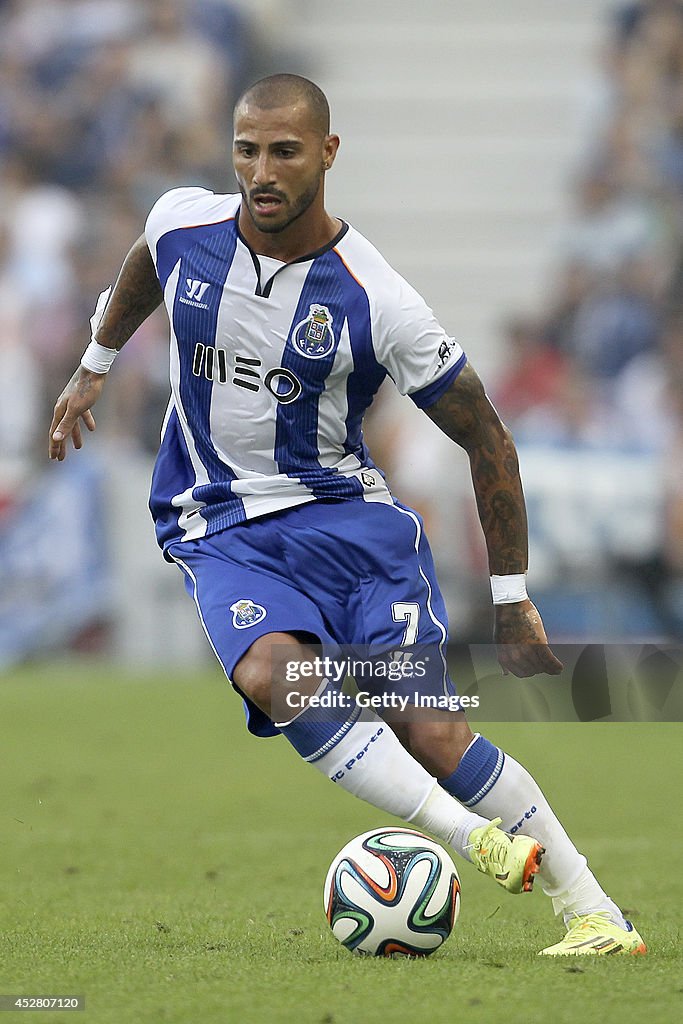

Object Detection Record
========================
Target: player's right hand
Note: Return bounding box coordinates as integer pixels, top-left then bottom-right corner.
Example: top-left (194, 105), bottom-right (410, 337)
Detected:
top-left (49, 367), bottom-right (105, 461)
top-left (494, 599), bottom-right (564, 677)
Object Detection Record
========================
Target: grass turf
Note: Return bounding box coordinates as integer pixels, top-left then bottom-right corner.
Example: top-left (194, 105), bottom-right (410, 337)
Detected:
top-left (0, 662), bottom-right (681, 1023)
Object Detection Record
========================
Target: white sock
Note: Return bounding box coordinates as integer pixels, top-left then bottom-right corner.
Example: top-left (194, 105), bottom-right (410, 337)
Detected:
top-left (466, 749), bottom-right (626, 927)
top-left (411, 783), bottom-right (488, 861)
top-left (550, 867), bottom-right (627, 929)
top-left (305, 709), bottom-right (488, 861)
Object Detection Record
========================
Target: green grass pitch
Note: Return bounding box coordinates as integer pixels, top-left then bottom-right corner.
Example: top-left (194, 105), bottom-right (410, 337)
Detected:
top-left (0, 663), bottom-right (681, 1024)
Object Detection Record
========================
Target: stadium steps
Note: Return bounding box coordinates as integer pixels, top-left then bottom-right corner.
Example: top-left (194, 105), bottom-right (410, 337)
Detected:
top-left (285, 0), bottom-right (614, 376)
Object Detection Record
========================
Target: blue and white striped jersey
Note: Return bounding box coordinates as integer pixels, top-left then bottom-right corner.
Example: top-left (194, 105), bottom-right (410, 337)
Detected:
top-left (144, 187), bottom-right (466, 549)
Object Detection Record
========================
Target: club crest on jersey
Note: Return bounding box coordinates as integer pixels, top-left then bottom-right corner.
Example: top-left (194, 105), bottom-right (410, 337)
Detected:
top-left (291, 304), bottom-right (335, 358)
top-left (230, 599), bottom-right (267, 629)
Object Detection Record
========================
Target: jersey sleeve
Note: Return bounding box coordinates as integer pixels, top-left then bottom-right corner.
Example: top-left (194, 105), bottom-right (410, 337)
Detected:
top-left (144, 186), bottom-right (212, 263)
top-left (371, 271), bottom-right (467, 409)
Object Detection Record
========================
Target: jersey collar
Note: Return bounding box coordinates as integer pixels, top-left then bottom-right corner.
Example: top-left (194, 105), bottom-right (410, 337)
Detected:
top-left (236, 215), bottom-right (349, 298)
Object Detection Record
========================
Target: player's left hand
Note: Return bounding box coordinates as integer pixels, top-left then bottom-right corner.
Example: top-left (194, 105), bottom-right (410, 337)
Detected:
top-left (494, 599), bottom-right (564, 677)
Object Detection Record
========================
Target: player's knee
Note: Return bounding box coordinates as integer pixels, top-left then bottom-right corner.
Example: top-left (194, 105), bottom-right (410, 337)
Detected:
top-left (403, 717), bottom-right (474, 778)
top-left (233, 633), bottom-right (312, 711)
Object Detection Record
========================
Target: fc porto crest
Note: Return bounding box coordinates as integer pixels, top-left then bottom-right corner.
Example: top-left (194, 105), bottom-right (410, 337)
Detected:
top-left (230, 598), bottom-right (267, 629)
top-left (291, 304), bottom-right (335, 359)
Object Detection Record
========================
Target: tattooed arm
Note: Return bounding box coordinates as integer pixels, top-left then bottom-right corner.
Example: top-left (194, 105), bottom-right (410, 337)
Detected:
top-left (49, 235), bottom-right (163, 461)
top-left (425, 363), bottom-right (563, 677)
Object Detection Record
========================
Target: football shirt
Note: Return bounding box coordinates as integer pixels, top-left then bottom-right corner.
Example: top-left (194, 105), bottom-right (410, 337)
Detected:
top-left (144, 187), bottom-right (466, 548)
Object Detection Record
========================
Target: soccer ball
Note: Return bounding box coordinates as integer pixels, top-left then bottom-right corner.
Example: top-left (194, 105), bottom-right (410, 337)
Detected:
top-left (323, 827), bottom-right (460, 957)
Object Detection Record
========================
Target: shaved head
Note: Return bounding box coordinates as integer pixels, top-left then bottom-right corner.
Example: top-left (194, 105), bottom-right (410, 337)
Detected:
top-left (235, 74), bottom-right (330, 136)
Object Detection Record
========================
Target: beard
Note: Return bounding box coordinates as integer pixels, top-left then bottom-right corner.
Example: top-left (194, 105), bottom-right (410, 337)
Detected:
top-left (241, 174), bottom-right (322, 234)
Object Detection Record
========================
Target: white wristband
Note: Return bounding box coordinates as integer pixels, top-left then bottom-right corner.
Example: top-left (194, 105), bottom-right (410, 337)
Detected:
top-left (490, 574), bottom-right (528, 605)
top-left (81, 340), bottom-right (118, 374)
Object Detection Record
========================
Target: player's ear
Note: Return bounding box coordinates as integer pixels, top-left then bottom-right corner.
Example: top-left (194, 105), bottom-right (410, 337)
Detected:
top-left (322, 134), bottom-right (340, 171)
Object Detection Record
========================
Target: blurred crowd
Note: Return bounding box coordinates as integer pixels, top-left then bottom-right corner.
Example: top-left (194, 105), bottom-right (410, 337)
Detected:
top-left (364, 1), bottom-right (683, 639)
top-left (488, 0), bottom-right (683, 635)
top-left (493, 0), bottom-right (683, 455)
top-left (1, 0), bottom-right (682, 644)
top-left (0, 0), bottom-right (279, 500)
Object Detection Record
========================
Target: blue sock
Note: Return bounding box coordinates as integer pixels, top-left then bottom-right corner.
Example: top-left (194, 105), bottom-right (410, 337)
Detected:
top-left (438, 734), bottom-right (505, 807)
top-left (275, 679), bottom-right (361, 763)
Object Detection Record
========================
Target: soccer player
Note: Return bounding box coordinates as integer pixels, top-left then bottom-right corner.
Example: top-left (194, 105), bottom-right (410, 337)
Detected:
top-left (49, 75), bottom-right (645, 957)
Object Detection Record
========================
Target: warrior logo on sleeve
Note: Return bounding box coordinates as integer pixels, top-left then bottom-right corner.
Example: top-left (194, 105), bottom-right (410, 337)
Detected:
top-left (291, 304), bottom-right (335, 358)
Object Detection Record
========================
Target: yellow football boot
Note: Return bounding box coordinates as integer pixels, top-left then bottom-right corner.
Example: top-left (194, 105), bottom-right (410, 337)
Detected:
top-left (466, 817), bottom-right (544, 894)
top-left (539, 911), bottom-right (647, 956)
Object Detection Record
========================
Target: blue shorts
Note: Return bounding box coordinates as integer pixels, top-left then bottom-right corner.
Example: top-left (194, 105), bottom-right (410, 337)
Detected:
top-left (167, 500), bottom-right (454, 736)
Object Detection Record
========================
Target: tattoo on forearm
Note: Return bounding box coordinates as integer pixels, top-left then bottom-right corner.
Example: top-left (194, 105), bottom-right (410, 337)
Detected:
top-left (95, 236), bottom-right (163, 350)
top-left (425, 364), bottom-right (528, 574)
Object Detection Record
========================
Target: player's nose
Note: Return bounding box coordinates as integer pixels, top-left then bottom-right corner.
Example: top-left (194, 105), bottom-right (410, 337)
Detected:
top-left (253, 153), bottom-right (275, 185)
